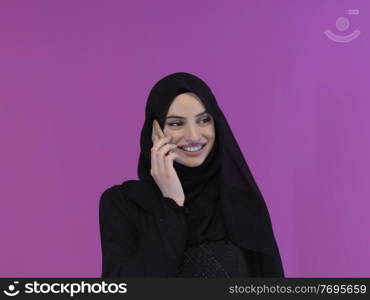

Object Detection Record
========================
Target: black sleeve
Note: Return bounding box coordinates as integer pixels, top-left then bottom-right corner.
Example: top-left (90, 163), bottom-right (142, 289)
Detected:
top-left (99, 187), bottom-right (188, 277)
top-left (162, 196), bottom-right (188, 212)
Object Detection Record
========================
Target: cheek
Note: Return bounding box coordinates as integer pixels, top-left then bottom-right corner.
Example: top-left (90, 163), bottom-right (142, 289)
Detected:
top-left (162, 127), bottom-right (169, 136)
top-left (206, 131), bottom-right (215, 144)
top-left (163, 128), bottom-right (176, 140)
top-left (206, 137), bottom-right (215, 152)
top-left (206, 126), bottom-right (215, 139)
top-left (163, 126), bottom-right (173, 136)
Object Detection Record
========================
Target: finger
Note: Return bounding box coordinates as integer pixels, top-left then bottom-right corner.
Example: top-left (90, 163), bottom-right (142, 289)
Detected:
top-left (151, 135), bottom-right (160, 176)
top-left (152, 136), bottom-right (171, 151)
top-left (156, 144), bottom-right (177, 174)
top-left (157, 143), bottom-right (178, 157)
top-left (164, 152), bottom-right (179, 172)
top-left (151, 147), bottom-right (158, 177)
top-left (151, 136), bottom-right (170, 176)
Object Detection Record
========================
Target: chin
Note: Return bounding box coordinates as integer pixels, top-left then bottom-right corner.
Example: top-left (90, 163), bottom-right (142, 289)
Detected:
top-left (176, 157), bottom-right (206, 167)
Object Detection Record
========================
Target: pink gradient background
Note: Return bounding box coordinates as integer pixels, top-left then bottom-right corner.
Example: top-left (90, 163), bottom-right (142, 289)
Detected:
top-left (1, 0), bottom-right (369, 277)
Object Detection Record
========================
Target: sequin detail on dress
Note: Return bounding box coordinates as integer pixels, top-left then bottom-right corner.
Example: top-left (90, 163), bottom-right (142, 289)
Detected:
top-left (176, 239), bottom-right (252, 278)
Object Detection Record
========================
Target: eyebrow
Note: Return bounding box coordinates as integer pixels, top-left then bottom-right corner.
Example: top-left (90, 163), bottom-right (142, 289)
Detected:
top-left (166, 110), bottom-right (209, 120)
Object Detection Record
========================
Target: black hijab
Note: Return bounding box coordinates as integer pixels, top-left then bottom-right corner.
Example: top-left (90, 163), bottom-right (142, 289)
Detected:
top-left (137, 72), bottom-right (284, 275)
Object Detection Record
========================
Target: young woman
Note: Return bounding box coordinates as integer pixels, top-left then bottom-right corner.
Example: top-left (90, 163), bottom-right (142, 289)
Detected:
top-left (99, 72), bottom-right (284, 277)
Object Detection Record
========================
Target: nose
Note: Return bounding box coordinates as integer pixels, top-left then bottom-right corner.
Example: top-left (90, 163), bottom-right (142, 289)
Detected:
top-left (184, 122), bottom-right (202, 143)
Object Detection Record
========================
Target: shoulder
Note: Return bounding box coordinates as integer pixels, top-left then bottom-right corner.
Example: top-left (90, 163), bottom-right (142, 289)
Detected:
top-left (99, 182), bottom-right (142, 228)
top-left (100, 179), bottom-right (141, 197)
top-left (99, 180), bottom-right (158, 213)
top-left (99, 180), bottom-right (137, 210)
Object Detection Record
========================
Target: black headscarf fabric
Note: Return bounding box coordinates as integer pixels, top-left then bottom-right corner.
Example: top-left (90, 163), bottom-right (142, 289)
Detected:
top-left (137, 72), bottom-right (284, 272)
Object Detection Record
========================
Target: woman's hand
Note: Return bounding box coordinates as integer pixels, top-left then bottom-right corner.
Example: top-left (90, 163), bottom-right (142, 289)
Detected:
top-left (150, 121), bottom-right (185, 206)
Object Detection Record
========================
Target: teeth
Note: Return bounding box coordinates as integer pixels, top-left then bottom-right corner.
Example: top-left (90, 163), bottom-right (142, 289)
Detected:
top-left (182, 145), bottom-right (203, 152)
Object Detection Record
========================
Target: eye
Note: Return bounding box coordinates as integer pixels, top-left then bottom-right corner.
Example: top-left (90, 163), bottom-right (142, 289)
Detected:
top-left (199, 117), bottom-right (212, 124)
top-left (167, 121), bottom-right (183, 127)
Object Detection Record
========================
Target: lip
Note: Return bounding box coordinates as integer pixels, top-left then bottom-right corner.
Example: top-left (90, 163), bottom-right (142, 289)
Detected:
top-left (178, 143), bottom-right (207, 157)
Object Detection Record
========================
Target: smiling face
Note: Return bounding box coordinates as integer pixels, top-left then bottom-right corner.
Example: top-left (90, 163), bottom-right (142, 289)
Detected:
top-left (163, 92), bottom-right (215, 167)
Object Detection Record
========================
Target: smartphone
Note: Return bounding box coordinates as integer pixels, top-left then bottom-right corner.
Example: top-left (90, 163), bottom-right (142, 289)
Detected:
top-left (152, 119), bottom-right (166, 139)
top-left (152, 120), bottom-right (175, 155)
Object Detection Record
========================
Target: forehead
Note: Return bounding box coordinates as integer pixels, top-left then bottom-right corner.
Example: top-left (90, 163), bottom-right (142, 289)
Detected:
top-left (166, 92), bottom-right (205, 115)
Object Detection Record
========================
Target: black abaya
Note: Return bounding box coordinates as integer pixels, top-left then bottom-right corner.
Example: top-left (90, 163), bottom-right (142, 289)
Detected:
top-left (99, 72), bottom-right (285, 277)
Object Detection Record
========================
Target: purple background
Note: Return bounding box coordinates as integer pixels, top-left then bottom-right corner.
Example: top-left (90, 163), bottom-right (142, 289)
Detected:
top-left (1, 0), bottom-right (369, 277)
